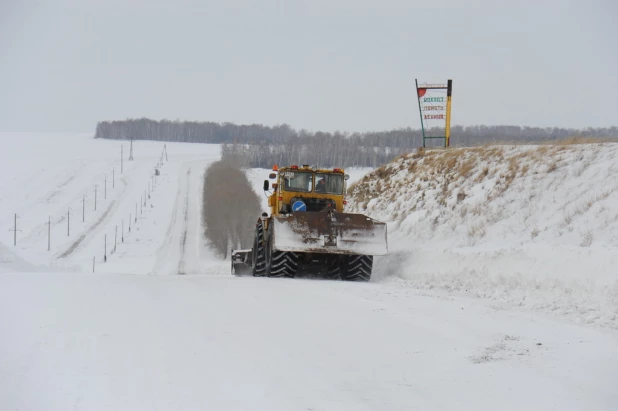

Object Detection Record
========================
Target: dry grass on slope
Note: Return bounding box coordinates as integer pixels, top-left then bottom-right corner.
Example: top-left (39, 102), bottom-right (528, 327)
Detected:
top-left (347, 140), bottom-right (618, 246)
top-left (349, 140), bottom-right (611, 209)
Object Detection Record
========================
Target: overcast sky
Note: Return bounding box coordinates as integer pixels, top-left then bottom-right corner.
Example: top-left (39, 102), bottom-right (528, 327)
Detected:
top-left (1, 0), bottom-right (616, 133)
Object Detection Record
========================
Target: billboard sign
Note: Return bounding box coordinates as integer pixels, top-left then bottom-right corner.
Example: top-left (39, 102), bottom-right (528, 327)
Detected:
top-left (415, 79), bottom-right (453, 147)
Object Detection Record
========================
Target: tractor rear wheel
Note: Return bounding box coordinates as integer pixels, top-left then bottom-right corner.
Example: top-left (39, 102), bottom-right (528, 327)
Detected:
top-left (269, 251), bottom-right (298, 278)
top-left (326, 257), bottom-right (343, 280)
top-left (341, 255), bottom-right (373, 282)
top-left (251, 222), bottom-right (267, 277)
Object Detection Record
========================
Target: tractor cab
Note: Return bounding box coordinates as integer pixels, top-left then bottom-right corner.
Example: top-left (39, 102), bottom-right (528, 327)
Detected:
top-left (265, 165), bottom-right (350, 215)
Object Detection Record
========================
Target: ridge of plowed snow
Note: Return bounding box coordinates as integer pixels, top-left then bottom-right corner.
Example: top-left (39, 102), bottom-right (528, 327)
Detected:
top-left (348, 143), bottom-right (618, 328)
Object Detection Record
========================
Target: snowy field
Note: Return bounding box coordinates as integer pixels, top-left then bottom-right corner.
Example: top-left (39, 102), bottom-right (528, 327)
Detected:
top-left (0, 133), bottom-right (223, 275)
top-left (1, 134), bottom-right (618, 410)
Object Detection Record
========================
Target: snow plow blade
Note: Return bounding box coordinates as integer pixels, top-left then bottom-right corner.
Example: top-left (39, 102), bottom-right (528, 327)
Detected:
top-left (272, 211), bottom-right (388, 256)
top-left (231, 249), bottom-right (252, 276)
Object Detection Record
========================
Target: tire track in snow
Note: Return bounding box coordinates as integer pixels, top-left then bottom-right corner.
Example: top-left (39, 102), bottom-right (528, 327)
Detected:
top-left (44, 174), bottom-right (77, 203)
top-left (152, 166), bottom-right (185, 274)
top-left (43, 163), bottom-right (88, 203)
top-left (152, 163), bottom-right (192, 275)
top-left (181, 161), bottom-right (210, 275)
top-left (177, 168), bottom-right (191, 275)
top-left (57, 178), bottom-right (129, 259)
top-left (152, 160), bottom-right (209, 275)
top-left (57, 199), bottom-right (118, 259)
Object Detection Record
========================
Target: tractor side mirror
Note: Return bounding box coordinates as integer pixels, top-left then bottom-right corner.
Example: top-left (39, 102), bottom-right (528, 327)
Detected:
top-left (263, 180), bottom-right (269, 191)
top-left (344, 174), bottom-right (350, 181)
top-left (269, 173), bottom-right (277, 179)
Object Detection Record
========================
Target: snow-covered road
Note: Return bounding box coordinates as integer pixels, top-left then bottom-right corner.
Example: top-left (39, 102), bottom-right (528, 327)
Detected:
top-left (1, 134), bottom-right (618, 410)
top-left (2, 273), bottom-right (617, 410)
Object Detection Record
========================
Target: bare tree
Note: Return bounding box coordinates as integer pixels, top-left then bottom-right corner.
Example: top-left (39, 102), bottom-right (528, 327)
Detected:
top-left (202, 159), bottom-right (261, 258)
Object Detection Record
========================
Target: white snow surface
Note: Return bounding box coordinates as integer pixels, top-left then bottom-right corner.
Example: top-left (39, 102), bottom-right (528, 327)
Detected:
top-left (1, 135), bottom-right (618, 410)
top-left (0, 132), bottom-right (222, 275)
top-left (348, 143), bottom-right (618, 329)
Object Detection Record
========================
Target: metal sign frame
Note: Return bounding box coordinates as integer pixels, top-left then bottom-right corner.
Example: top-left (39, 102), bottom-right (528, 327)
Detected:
top-left (415, 79), bottom-right (453, 147)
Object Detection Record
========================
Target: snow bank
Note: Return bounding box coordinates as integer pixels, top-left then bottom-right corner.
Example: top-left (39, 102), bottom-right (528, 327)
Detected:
top-left (349, 142), bottom-right (618, 328)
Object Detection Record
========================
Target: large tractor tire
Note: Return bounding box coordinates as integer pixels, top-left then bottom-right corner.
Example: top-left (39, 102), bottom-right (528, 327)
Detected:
top-left (251, 222), bottom-right (267, 277)
top-left (269, 251), bottom-right (299, 278)
top-left (342, 255), bottom-right (373, 282)
top-left (326, 257), bottom-right (343, 280)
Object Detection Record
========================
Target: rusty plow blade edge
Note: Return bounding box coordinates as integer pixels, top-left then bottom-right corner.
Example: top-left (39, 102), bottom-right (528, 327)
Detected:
top-left (272, 212), bottom-right (388, 256)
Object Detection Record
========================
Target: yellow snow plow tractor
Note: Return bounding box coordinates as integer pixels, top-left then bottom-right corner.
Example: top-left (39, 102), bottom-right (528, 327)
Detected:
top-left (231, 165), bottom-right (388, 281)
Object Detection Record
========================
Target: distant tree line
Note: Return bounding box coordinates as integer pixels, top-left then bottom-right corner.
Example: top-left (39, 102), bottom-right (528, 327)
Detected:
top-left (202, 159), bottom-right (261, 259)
top-left (96, 118), bottom-right (617, 167)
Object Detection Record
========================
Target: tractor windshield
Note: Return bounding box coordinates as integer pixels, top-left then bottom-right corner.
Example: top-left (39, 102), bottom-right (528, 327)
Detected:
top-left (315, 173), bottom-right (344, 195)
top-left (282, 171), bottom-right (313, 193)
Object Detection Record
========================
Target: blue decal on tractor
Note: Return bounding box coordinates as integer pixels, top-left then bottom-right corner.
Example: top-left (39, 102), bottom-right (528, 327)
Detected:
top-left (292, 201), bottom-right (307, 212)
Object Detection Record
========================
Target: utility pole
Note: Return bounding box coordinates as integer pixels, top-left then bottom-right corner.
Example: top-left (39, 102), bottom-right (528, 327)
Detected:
top-left (129, 136), bottom-right (134, 161)
top-left (135, 204), bottom-right (138, 222)
top-left (140, 197), bottom-right (143, 215)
